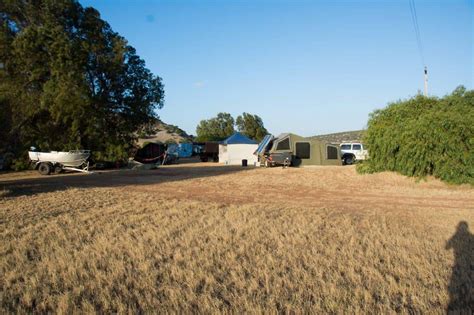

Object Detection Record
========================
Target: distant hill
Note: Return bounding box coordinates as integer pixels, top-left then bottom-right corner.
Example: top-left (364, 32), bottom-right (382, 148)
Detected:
top-left (137, 119), bottom-right (193, 146)
top-left (311, 130), bottom-right (365, 144)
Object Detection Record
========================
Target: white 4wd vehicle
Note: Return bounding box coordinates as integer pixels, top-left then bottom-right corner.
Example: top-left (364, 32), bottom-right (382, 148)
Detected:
top-left (340, 143), bottom-right (368, 165)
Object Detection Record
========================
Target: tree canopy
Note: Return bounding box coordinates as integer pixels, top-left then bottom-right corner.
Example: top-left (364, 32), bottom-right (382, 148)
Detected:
top-left (358, 86), bottom-right (474, 185)
top-left (236, 112), bottom-right (268, 142)
top-left (195, 112), bottom-right (268, 142)
top-left (0, 0), bottom-right (164, 162)
top-left (195, 113), bottom-right (235, 142)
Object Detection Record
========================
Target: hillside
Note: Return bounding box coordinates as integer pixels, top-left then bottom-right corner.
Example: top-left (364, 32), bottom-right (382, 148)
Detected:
top-left (137, 119), bottom-right (193, 146)
top-left (138, 127), bottom-right (365, 146)
top-left (312, 130), bottom-right (365, 144)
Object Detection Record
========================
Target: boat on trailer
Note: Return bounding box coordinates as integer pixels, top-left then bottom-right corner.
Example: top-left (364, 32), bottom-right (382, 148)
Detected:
top-left (28, 148), bottom-right (92, 175)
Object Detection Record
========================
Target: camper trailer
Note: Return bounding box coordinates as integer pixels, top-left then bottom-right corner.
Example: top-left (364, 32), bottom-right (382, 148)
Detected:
top-left (256, 133), bottom-right (342, 167)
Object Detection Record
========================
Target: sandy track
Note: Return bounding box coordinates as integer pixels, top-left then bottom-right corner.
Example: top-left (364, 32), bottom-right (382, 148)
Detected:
top-left (2, 163), bottom-right (473, 212)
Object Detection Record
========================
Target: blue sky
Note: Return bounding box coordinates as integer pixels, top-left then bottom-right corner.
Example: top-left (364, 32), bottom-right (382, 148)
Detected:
top-left (80, 0), bottom-right (472, 137)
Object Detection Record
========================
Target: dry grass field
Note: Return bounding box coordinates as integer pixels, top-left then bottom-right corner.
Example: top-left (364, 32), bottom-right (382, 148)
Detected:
top-left (1, 163), bottom-right (473, 313)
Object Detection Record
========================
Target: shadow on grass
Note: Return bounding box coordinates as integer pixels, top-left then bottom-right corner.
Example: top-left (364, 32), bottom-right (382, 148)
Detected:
top-left (445, 221), bottom-right (474, 313)
top-left (0, 163), bottom-right (256, 198)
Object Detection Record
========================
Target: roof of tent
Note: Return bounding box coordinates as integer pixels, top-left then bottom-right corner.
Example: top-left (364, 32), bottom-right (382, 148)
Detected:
top-left (274, 133), bottom-right (326, 144)
top-left (223, 132), bottom-right (258, 145)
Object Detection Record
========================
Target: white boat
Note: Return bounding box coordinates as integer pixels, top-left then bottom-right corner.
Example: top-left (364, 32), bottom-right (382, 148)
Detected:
top-left (28, 148), bottom-right (91, 174)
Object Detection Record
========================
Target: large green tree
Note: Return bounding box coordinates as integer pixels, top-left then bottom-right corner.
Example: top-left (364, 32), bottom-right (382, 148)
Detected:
top-left (196, 112), bottom-right (235, 142)
top-left (236, 112), bottom-right (268, 142)
top-left (0, 0), bottom-right (164, 161)
top-left (196, 112), bottom-right (269, 142)
top-left (359, 86), bottom-right (474, 185)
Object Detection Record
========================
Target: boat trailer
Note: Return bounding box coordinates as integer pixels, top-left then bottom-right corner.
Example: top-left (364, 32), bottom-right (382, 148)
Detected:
top-left (28, 149), bottom-right (93, 175)
top-left (32, 160), bottom-right (92, 175)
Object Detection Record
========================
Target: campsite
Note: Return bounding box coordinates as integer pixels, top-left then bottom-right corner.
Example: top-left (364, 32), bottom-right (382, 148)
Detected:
top-left (1, 0), bottom-right (473, 313)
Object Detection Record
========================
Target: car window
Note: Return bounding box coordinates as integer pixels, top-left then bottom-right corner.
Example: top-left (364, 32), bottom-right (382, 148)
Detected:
top-left (352, 144), bottom-right (361, 150)
top-left (341, 144), bottom-right (351, 150)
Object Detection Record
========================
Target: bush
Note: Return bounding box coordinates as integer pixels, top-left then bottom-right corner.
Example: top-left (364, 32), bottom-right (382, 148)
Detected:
top-left (12, 157), bottom-right (31, 171)
top-left (356, 161), bottom-right (376, 174)
top-left (93, 144), bottom-right (131, 164)
top-left (360, 86), bottom-right (474, 185)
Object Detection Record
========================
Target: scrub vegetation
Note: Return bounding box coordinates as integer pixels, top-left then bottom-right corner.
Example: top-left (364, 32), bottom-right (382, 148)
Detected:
top-left (359, 86), bottom-right (474, 185)
top-left (1, 164), bottom-right (473, 313)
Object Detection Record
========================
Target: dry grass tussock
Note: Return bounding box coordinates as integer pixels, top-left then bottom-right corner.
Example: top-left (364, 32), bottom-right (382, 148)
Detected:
top-left (0, 164), bottom-right (473, 313)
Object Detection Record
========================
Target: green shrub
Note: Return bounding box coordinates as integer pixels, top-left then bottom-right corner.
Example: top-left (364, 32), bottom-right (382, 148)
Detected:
top-left (355, 161), bottom-right (376, 174)
top-left (93, 144), bottom-right (131, 163)
top-left (12, 157), bottom-right (31, 171)
top-left (360, 86), bottom-right (474, 185)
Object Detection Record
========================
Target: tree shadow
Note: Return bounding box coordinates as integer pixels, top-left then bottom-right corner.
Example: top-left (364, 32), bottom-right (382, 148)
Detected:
top-left (0, 163), bottom-right (255, 198)
top-left (445, 221), bottom-right (474, 313)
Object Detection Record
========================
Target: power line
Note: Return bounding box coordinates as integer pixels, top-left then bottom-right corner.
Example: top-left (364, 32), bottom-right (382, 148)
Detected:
top-left (409, 0), bottom-right (428, 95)
top-left (409, 0), bottom-right (425, 66)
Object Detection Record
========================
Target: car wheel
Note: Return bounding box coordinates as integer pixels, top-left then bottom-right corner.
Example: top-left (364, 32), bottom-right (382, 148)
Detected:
top-left (344, 155), bottom-right (354, 165)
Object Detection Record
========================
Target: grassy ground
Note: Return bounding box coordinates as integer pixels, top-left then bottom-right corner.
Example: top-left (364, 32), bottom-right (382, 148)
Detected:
top-left (1, 163), bottom-right (473, 313)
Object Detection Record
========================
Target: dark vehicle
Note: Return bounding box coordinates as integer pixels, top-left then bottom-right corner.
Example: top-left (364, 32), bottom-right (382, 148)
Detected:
top-left (264, 151), bottom-right (292, 167)
top-left (199, 142), bottom-right (219, 162)
top-left (255, 135), bottom-right (291, 167)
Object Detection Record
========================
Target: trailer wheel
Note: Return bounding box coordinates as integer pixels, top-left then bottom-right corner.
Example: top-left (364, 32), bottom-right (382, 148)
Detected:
top-left (53, 165), bottom-right (63, 174)
top-left (38, 162), bottom-right (52, 175)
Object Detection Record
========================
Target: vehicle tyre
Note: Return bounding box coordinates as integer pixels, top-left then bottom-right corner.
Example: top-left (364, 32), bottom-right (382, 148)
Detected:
top-left (343, 155), bottom-right (354, 165)
top-left (53, 165), bottom-right (63, 174)
top-left (38, 162), bottom-right (52, 175)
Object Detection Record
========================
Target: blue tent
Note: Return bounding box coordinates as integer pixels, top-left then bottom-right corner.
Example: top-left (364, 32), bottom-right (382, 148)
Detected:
top-left (167, 143), bottom-right (193, 158)
top-left (223, 132), bottom-right (257, 145)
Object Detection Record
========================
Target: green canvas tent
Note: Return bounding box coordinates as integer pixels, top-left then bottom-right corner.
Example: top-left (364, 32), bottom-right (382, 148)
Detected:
top-left (269, 133), bottom-right (341, 166)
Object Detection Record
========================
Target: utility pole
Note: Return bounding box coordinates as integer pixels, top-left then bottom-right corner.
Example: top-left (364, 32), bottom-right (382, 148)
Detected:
top-left (423, 66), bottom-right (428, 96)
